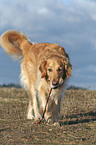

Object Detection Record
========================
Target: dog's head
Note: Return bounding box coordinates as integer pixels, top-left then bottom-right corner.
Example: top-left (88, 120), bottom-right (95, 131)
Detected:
top-left (39, 56), bottom-right (72, 89)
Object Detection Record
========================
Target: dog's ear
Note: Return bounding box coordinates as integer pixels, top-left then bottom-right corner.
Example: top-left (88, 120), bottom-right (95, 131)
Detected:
top-left (39, 60), bottom-right (47, 78)
top-left (62, 57), bottom-right (72, 77)
top-left (65, 62), bottom-right (72, 77)
top-left (0, 30), bottom-right (32, 58)
top-left (58, 46), bottom-right (72, 77)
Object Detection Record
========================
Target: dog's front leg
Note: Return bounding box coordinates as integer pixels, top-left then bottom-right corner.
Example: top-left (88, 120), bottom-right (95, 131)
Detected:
top-left (39, 88), bottom-right (52, 123)
top-left (28, 85), bottom-right (41, 120)
top-left (27, 98), bottom-right (34, 120)
top-left (50, 99), bottom-right (59, 123)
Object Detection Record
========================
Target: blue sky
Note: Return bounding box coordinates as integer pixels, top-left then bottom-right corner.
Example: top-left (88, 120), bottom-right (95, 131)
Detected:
top-left (0, 0), bottom-right (96, 89)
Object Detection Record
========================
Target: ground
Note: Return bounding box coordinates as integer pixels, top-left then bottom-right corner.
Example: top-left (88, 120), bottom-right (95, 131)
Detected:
top-left (0, 88), bottom-right (96, 144)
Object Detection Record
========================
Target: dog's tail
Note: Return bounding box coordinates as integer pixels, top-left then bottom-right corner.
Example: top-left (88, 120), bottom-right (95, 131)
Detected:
top-left (0, 30), bottom-right (32, 59)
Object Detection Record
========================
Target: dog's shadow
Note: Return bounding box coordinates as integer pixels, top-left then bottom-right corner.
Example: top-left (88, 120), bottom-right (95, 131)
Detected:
top-left (59, 111), bottom-right (96, 126)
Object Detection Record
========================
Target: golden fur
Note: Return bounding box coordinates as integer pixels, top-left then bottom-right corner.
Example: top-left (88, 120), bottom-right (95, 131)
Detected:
top-left (0, 30), bottom-right (72, 124)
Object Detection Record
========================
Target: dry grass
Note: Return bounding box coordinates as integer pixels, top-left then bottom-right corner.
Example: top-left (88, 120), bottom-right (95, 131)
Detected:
top-left (0, 88), bottom-right (96, 144)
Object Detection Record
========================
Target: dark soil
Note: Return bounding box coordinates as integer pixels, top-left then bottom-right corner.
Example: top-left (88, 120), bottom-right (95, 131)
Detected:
top-left (0, 88), bottom-right (96, 144)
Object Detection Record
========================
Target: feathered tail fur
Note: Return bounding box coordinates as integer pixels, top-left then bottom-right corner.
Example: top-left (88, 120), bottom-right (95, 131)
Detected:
top-left (0, 30), bottom-right (32, 58)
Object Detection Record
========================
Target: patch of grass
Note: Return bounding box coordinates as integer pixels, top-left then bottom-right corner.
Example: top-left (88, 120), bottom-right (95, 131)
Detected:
top-left (0, 88), bottom-right (96, 144)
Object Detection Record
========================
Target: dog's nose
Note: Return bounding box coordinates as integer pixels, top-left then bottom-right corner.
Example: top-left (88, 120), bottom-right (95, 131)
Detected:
top-left (52, 80), bottom-right (58, 86)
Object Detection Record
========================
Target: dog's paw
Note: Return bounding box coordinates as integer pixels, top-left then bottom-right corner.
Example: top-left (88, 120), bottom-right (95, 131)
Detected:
top-left (46, 117), bottom-right (53, 124)
top-left (27, 114), bottom-right (35, 120)
top-left (35, 113), bottom-right (42, 121)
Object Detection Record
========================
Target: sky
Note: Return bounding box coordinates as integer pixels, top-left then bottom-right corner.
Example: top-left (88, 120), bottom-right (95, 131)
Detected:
top-left (0, 0), bottom-right (96, 89)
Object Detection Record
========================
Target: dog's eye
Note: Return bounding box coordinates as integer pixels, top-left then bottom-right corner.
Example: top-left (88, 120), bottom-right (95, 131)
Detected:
top-left (58, 67), bottom-right (62, 72)
top-left (48, 68), bottom-right (52, 72)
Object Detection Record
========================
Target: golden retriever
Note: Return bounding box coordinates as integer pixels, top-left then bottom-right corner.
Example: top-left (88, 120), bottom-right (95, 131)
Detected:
top-left (0, 30), bottom-right (72, 124)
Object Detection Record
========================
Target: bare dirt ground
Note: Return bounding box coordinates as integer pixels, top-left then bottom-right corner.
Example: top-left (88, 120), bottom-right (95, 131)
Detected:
top-left (0, 87), bottom-right (96, 144)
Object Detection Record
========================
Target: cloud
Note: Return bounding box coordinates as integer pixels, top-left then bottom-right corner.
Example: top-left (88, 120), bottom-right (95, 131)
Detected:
top-left (71, 65), bottom-right (96, 89)
top-left (0, 0), bottom-right (96, 88)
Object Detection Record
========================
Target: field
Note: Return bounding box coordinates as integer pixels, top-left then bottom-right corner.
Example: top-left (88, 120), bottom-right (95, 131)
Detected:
top-left (0, 87), bottom-right (96, 145)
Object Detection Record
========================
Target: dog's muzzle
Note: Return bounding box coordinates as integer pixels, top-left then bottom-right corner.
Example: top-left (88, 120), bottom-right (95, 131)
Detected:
top-left (51, 80), bottom-right (64, 89)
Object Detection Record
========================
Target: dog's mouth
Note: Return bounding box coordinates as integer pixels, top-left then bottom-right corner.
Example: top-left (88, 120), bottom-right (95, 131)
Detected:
top-left (51, 85), bottom-right (58, 89)
top-left (51, 81), bottom-right (64, 89)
